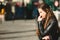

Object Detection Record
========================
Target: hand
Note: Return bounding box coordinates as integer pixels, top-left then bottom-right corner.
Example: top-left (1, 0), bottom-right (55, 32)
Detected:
top-left (37, 16), bottom-right (43, 22)
top-left (42, 35), bottom-right (50, 40)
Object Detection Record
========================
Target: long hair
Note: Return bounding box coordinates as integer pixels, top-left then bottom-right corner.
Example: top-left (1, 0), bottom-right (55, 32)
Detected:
top-left (38, 3), bottom-right (57, 29)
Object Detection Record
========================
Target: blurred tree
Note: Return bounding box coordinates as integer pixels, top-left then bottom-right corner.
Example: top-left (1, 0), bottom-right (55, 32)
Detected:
top-left (43, 0), bottom-right (58, 11)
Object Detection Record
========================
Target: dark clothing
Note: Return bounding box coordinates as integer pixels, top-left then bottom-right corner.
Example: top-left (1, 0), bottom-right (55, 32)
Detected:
top-left (38, 18), bottom-right (59, 40)
top-left (5, 3), bottom-right (11, 13)
top-left (32, 8), bottom-right (38, 18)
top-left (0, 3), bottom-right (5, 12)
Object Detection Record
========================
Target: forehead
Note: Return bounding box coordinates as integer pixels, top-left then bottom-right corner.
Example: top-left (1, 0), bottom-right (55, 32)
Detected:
top-left (38, 8), bottom-right (47, 14)
top-left (38, 8), bottom-right (43, 12)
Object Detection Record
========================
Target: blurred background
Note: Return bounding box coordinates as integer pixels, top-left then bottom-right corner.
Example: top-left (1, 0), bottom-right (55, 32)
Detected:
top-left (0, 0), bottom-right (60, 40)
top-left (0, 0), bottom-right (60, 20)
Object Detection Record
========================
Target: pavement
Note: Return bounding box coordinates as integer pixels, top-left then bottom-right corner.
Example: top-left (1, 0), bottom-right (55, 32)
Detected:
top-left (0, 19), bottom-right (39, 40)
top-left (0, 19), bottom-right (60, 40)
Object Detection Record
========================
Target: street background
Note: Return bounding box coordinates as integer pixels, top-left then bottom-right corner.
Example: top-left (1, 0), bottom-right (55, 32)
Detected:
top-left (0, 0), bottom-right (60, 40)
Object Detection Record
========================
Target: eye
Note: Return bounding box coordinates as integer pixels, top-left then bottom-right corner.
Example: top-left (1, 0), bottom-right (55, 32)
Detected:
top-left (39, 12), bottom-right (42, 13)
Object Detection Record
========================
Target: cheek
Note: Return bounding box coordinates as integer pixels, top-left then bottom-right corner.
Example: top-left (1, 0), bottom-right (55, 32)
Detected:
top-left (44, 14), bottom-right (46, 17)
top-left (44, 13), bottom-right (46, 16)
top-left (42, 13), bottom-right (46, 18)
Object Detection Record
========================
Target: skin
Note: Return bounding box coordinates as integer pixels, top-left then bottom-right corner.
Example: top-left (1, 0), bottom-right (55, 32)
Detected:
top-left (54, 1), bottom-right (59, 7)
top-left (37, 8), bottom-right (46, 21)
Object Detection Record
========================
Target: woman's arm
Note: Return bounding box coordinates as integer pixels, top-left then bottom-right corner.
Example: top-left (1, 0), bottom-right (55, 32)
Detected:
top-left (39, 20), bottom-right (56, 36)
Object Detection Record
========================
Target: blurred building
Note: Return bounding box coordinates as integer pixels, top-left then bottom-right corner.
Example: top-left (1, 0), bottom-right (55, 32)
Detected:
top-left (0, 0), bottom-right (4, 2)
top-left (0, 0), bottom-right (59, 20)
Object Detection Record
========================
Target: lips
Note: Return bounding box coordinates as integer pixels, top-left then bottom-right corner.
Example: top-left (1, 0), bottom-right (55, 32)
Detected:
top-left (40, 16), bottom-right (42, 18)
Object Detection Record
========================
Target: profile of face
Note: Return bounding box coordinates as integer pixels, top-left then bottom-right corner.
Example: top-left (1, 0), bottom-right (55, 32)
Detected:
top-left (38, 8), bottom-right (46, 19)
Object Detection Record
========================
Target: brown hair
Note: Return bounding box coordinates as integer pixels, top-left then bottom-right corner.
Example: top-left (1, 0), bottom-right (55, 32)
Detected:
top-left (38, 3), bottom-right (57, 29)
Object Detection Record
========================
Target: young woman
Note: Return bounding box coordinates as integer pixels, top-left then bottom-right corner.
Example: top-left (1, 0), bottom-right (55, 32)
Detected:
top-left (37, 3), bottom-right (59, 40)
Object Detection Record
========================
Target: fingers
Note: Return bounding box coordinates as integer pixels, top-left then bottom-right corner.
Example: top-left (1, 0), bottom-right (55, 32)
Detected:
top-left (37, 16), bottom-right (42, 21)
top-left (42, 36), bottom-right (50, 40)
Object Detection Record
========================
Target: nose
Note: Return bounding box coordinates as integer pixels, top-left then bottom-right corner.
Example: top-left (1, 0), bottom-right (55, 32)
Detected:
top-left (40, 13), bottom-right (43, 18)
top-left (40, 16), bottom-right (42, 18)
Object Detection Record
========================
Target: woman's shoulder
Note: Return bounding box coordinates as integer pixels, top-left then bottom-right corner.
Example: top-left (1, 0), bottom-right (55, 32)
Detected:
top-left (49, 18), bottom-right (58, 25)
top-left (50, 17), bottom-right (58, 22)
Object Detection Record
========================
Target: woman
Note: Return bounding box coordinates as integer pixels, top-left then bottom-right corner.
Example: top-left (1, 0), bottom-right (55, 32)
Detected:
top-left (36, 3), bottom-right (59, 40)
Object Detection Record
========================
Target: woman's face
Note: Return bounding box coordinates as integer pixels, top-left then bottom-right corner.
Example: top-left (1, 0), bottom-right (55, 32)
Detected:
top-left (38, 8), bottom-right (46, 19)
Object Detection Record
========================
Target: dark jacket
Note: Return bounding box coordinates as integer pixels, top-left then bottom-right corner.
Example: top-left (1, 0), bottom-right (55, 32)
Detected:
top-left (38, 18), bottom-right (59, 40)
